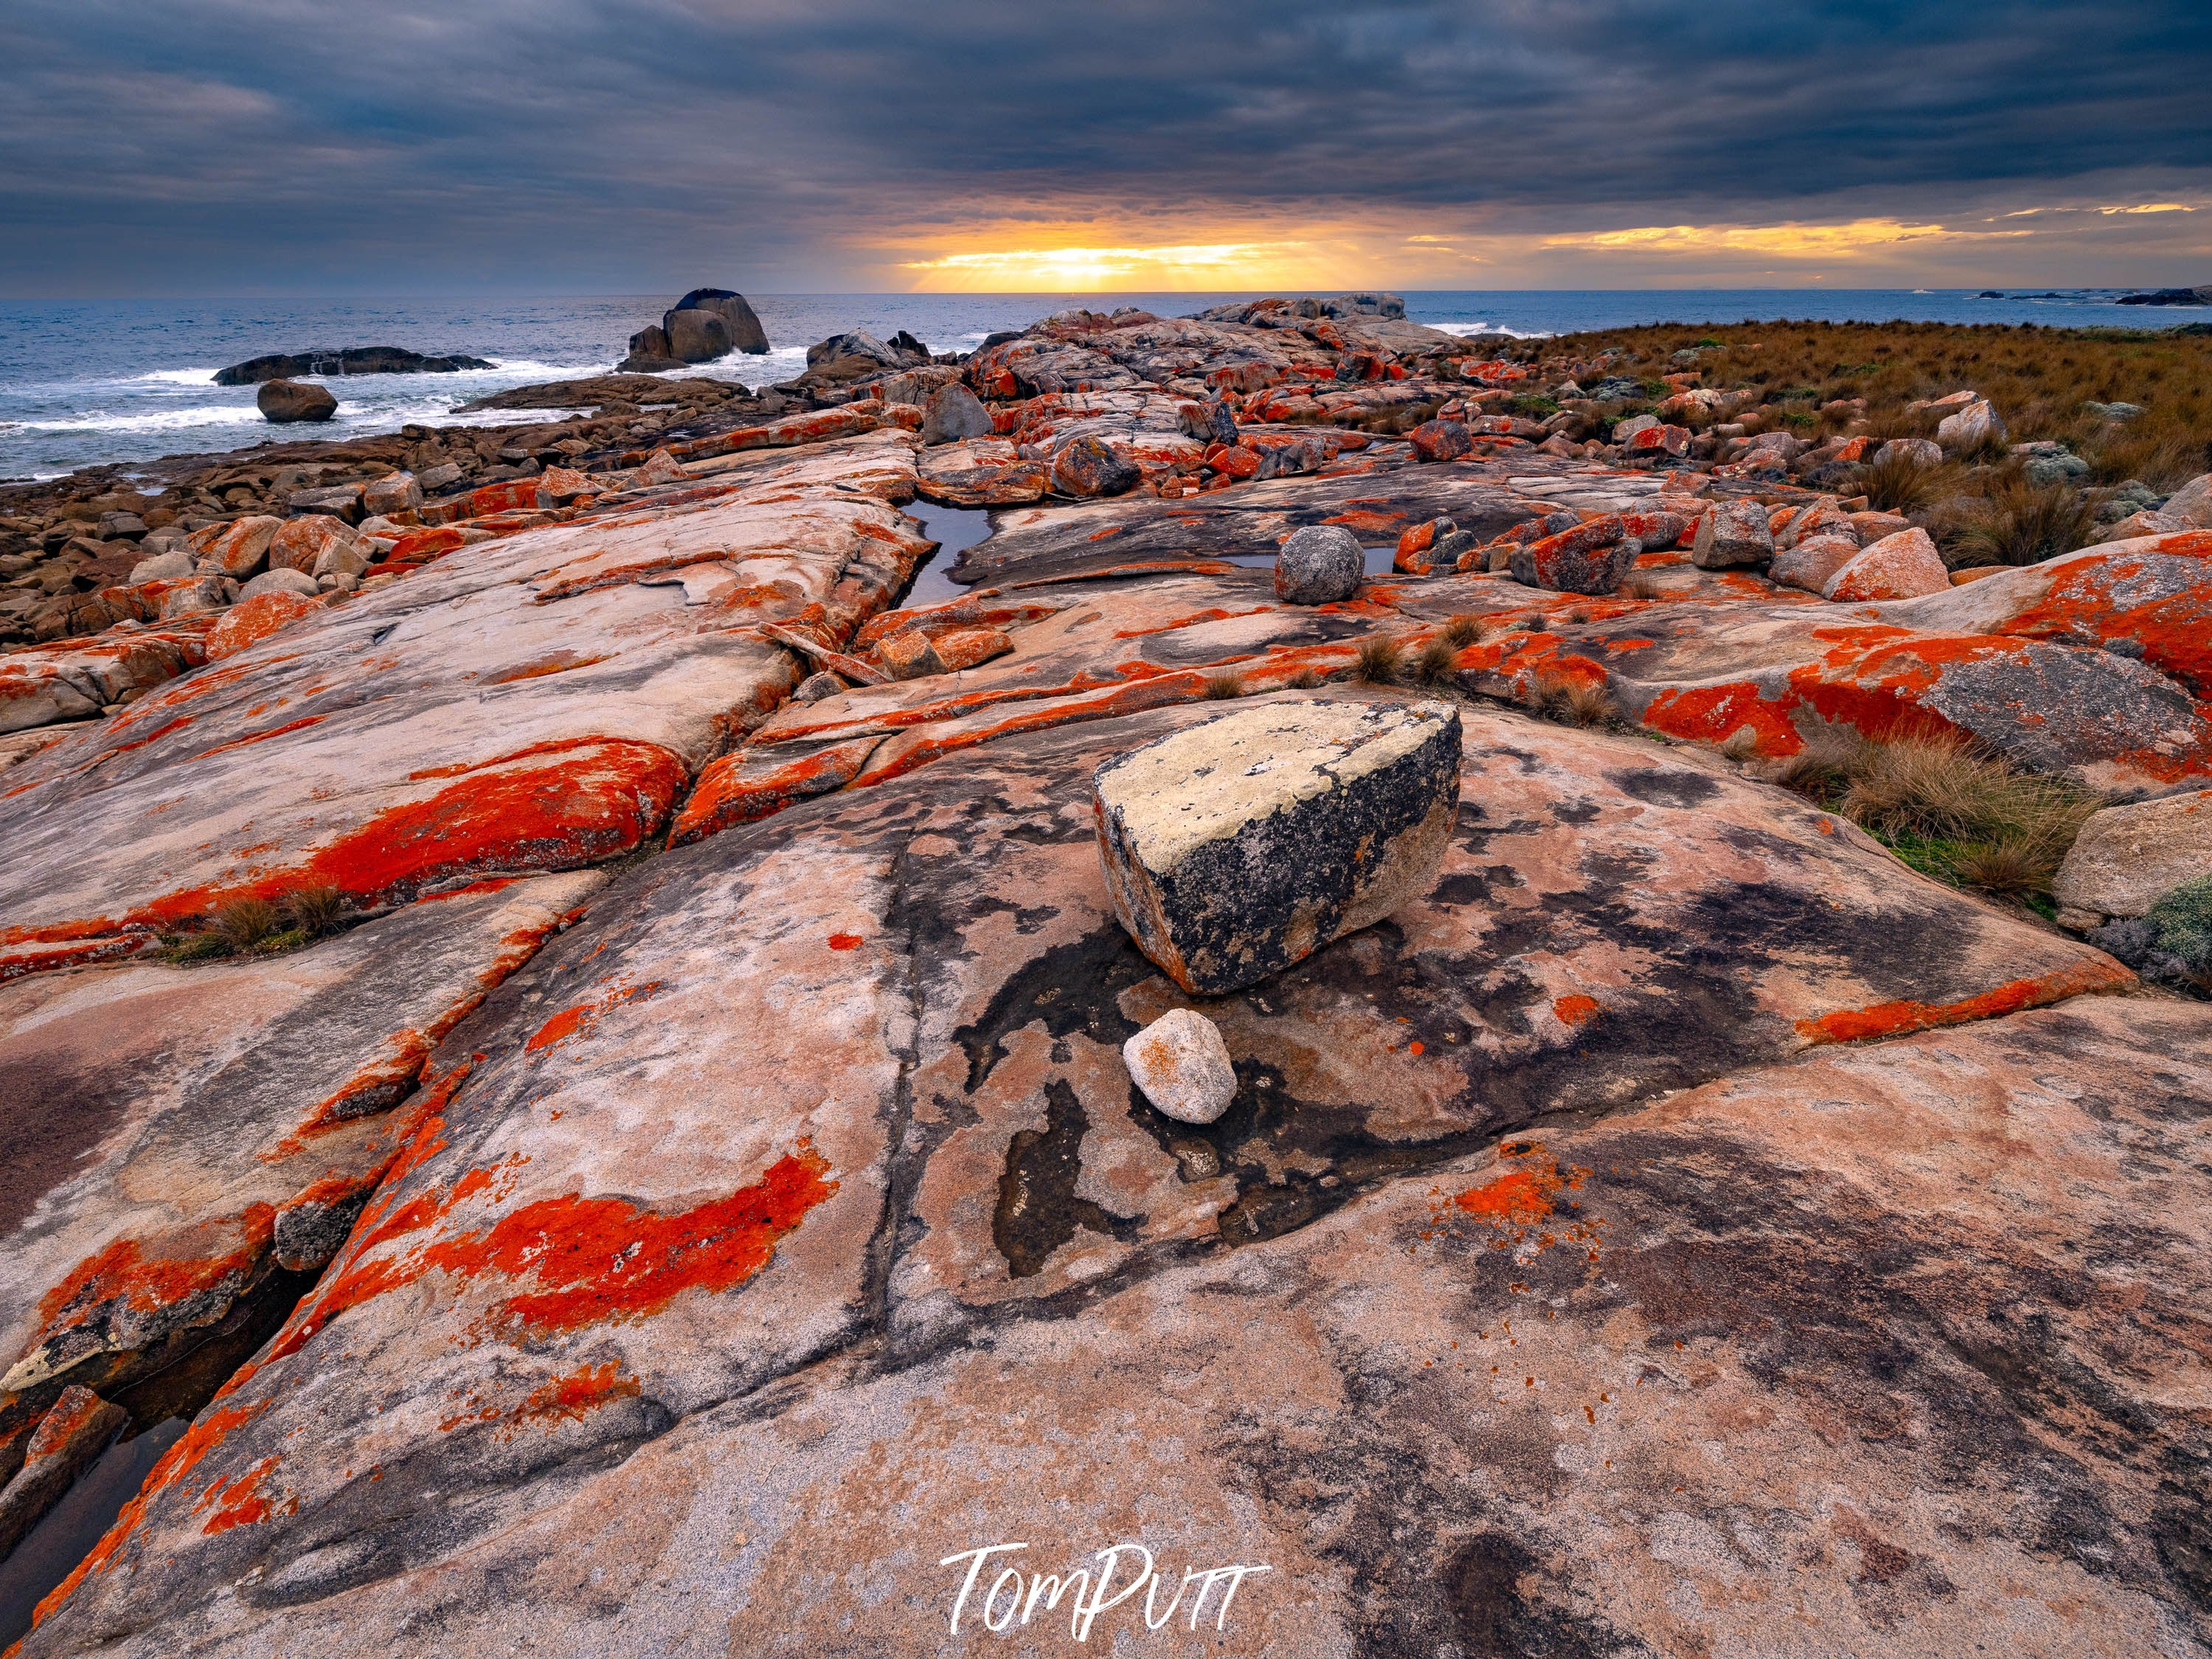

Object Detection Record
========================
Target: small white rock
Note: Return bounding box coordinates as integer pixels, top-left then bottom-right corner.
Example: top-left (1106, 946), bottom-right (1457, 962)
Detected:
top-left (1123, 1008), bottom-right (1237, 1125)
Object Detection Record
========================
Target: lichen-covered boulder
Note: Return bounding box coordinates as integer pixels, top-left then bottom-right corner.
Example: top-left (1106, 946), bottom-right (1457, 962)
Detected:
top-left (1823, 527), bottom-right (1949, 601)
top-left (919, 383), bottom-right (994, 446)
top-left (1092, 699), bottom-right (1462, 994)
top-left (1509, 514), bottom-right (1636, 595)
top-left (1691, 498), bottom-right (1773, 569)
top-left (1769, 534), bottom-right (1862, 595)
top-left (1050, 434), bottom-right (1141, 499)
top-left (1273, 524), bottom-right (1364, 605)
top-left (1123, 1007), bottom-right (1237, 1123)
top-left (1407, 418), bottom-right (1474, 462)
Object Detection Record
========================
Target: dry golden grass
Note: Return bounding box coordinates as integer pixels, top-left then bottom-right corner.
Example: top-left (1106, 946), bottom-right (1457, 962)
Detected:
top-left (1286, 668), bottom-right (1324, 690)
top-left (1443, 613), bottom-right (1486, 647)
top-left (1933, 475), bottom-right (2098, 567)
top-left (1354, 634), bottom-right (1404, 684)
top-left (1202, 671), bottom-right (1245, 699)
top-left (1528, 318), bottom-right (2212, 491)
top-left (1529, 671), bottom-right (1615, 727)
top-left (1764, 728), bottom-right (2096, 897)
top-left (1415, 635), bottom-right (1461, 685)
top-left (285, 883), bottom-right (347, 937)
top-left (215, 896), bottom-right (282, 951)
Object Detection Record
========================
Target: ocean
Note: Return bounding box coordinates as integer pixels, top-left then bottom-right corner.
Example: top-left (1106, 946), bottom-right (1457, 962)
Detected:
top-left (0, 289), bottom-right (2197, 481)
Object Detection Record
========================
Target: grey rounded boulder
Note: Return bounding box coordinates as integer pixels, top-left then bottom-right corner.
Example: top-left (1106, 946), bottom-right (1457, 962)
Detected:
top-left (1273, 524), bottom-right (1364, 605)
top-left (920, 383), bottom-right (994, 446)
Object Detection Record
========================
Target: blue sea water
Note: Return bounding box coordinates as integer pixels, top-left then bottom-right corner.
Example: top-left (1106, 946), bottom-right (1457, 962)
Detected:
top-left (0, 289), bottom-right (2195, 481)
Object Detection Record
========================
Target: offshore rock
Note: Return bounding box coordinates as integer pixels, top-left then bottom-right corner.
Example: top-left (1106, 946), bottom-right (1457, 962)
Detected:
top-left (1092, 699), bottom-right (1462, 994)
top-left (215, 347), bottom-right (492, 386)
top-left (1122, 1008), bottom-right (1237, 1124)
top-left (255, 380), bottom-right (336, 423)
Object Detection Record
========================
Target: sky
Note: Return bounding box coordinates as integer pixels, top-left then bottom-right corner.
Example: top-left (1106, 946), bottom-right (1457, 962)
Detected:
top-left (2, 0), bottom-right (2208, 296)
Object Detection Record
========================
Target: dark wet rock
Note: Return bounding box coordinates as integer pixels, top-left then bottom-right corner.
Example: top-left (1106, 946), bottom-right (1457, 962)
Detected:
top-left (1094, 699), bottom-right (1462, 994)
top-left (256, 381), bottom-right (337, 424)
top-left (1272, 523), bottom-right (1363, 605)
top-left (0, 1385), bottom-right (125, 1558)
top-left (1048, 434), bottom-right (1140, 499)
top-left (918, 382), bottom-right (993, 446)
top-left (215, 348), bottom-right (493, 387)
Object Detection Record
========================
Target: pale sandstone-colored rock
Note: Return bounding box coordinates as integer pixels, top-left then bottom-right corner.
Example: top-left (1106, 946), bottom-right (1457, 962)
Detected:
top-left (1936, 398), bottom-right (2005, 451)
top-left (1823, 526), bottom-right (1949, 601)
top-left (1122, 1007), bottom-right (1237, 1123)
top-left (1095, 699), bottom-right (1462, 994)
top-left (2053, 788), bottom-right (2212, 918)
top-left (1690, 496), bottom-right (1772, 568)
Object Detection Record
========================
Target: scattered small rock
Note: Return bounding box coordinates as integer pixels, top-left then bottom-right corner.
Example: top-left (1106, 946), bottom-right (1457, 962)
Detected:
top-left (1122, 1008), bottom-right (1238, 1124)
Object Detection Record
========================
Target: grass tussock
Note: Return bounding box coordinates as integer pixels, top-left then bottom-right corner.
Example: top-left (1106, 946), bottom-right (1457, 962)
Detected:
top-left (1763, 727), bottom-right (2096, 898)
top-left (1932, 474), bottom-right (2098, 567)
top-left (1415, 635), bottom-right (1461, 685)
top-left (165, 884), bottom-right (353, 963)
top-left (1529, 671), bottom-right (1615, 728)
top-left (1857, 450), bottom-right (1947, 513)
top-left (1353, 634), bottom-right (1404, 685)
top-left (215, 897), bottom-right (282, 952)
top-left (1202, 671), bottom-right (1245, 699)
top-left (1443, 613), bottom-right (1487, 647)
top-left (1286, 668), bottom-right (1324, 690)
top-left (285, 883), bottom-right (347, 937)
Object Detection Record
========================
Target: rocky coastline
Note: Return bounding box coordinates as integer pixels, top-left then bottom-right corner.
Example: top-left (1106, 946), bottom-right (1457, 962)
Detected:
top-left (0, 291), bottom-right (2209, 1656)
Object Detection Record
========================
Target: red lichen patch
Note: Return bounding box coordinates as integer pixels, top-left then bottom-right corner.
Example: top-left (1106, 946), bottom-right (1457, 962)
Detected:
top-left (669, 735), bottom-right (883, 844)
top-left (205, 592), bottom-right (319, 662)
top-left (34, 1205), bottom-right (277, 1338)
top-left (485, 652), bottom-right (614, 685)
top-left (274, 1144), bottom-right (836, 1359)
top-left (1109, 605), bottom-right (1270, 640)
top-left (24, 1389), bottom-right (114, 1461)
top-left (827, 933), bottom-right (863, 951)
top-left (1640, 683), bottom-right (1806, 755)
top-left (0, 935), bottom-right (146, 986)
top-left (195, 1454), bottom-right (286, 1534)
top-left (1323, 509), bottom-right (1406, 533)
top-left (1795, 958), bottom-right (2134, 1046)
top-left (188, 714), bottom-right (327, 762)
top-left (1085, 526), bottom-right (1126, 541)
top-left (1455, 1163), bottom-right (1570, 1228)
top-left (524, 980), bottom-right (664, 1053)
top-left (1553, 994), bottom-right (1602, 1028)
top-left (25, 1397), bottom-right (267, 1632)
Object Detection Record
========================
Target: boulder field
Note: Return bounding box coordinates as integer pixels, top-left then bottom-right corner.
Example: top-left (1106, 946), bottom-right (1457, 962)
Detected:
top-left (0, 299), bottom-right (2208, 1658)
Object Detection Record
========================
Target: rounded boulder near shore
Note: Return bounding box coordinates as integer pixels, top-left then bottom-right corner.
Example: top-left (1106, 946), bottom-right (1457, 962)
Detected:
top-left (256, 378), bottom-right (336, 423)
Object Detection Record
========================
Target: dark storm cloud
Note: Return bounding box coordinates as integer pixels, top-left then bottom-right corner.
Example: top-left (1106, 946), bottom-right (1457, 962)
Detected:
top-left (1, 0), bottom-right (2205, 291)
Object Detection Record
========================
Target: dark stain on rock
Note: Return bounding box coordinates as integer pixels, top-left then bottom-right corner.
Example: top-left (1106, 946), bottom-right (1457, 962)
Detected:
top-left (951, 922), bottom-right (1153, 1094)
top-left (993, 1079), bottom-right (1137, 1278)
top-left (1608, 766), bottom-right (1720, 808)
top-left (1449, 1532), bottom-right (1646, 1658)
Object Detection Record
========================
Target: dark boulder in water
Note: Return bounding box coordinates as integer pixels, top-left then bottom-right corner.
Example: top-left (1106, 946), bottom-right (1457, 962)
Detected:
top-left (255, 378), bottom-right (338, 422)
top-left (214, 346), bottom-right (493, 385)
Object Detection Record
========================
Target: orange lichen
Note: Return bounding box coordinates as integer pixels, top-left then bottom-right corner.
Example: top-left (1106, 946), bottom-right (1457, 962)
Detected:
top-left (195, 1455), bottom-right (285, 1534)
top-left (1795, 958), bottom-right (2134, 1045)
top-left (524, 980), bottom-right (662, 1052)
top-left (827, 933), bottom-right (863, 950)
top-left (34, 1205), bottom-right (277, 1337)
top-left (1553, 994), bottom-right (1601, 1028)
top-left (1455, 1164), bottom-right (1569, 1227)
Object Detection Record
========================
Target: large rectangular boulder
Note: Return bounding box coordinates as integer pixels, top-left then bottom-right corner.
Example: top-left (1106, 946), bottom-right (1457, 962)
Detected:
top-left (1092, 699), bottom-right (1461, 994)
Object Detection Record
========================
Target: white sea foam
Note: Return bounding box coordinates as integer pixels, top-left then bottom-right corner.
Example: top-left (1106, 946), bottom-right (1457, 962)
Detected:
top-left (21, 406), bottom-right (266, 434)
top-left (131, 367), bottom-right (221, 385)
top-left (1434, 321), bottom-right (1552, 341)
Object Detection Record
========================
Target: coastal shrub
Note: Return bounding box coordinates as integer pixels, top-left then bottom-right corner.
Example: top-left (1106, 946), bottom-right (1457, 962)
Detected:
top-left (2094, 875), bottom-right (2212, 995)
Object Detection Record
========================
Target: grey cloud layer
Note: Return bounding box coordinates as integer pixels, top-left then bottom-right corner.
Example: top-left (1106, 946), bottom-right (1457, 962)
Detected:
top-left (2, 0), bottom-right (2205, 290)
